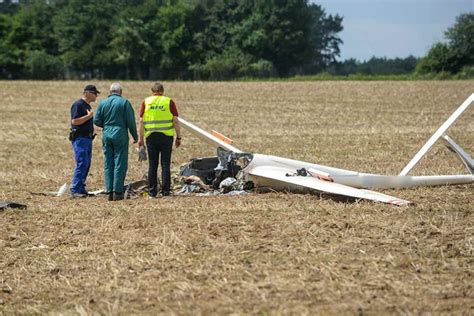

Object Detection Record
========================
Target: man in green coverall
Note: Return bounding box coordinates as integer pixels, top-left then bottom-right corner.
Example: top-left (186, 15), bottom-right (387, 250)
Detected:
top-left (94, 83), bottom-right (138, 201)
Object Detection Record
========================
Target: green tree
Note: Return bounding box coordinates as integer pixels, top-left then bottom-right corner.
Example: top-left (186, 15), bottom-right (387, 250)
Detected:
top-left (0, 14), bottom-right (21, 78)
top-left (416, 42), bottom-right (452, 74)
top-left (110, 17), bottom-right (151, 79)
top-left (306, 4), bottom-right (343, 73)
top-left (53, 0), bottom-right (118, 78)
top-left (190, 0), bottom-right (328, 78)
top-left (24, 50), bottom-right (63, 79)
top-left (259, 0), bottom-right (313, 76)
top-left (153, 2), bottom-right (196, 78)
top-left (1, 0), bottom-right (346, 79)
top-left (14, 0), bottom-right (58, 54)
top-left (330, 56), bottom-right (418, 76)
top-left (0, 0), bottom-right (59, 78)
top-left (417, 13), bottom-right (473, 74)
top-left (0, 0), bottom-right (20, 15)
top-left (330, 58), bottom-right (358, 76)
top-left (445, 13), bottom-right (474, 72)
top-left (191, 0), bottom-right (273, 79)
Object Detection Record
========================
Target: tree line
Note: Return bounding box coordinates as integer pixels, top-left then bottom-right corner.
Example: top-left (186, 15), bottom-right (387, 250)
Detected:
top-left (0, 0), bottom-right (344, 79)
top-left (0, 0), bottom-right (472, 80)
top-left (416, 13), bottom-right (473, 77)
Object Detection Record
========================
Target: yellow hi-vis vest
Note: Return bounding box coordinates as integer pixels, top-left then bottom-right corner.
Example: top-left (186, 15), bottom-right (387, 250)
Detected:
top-left (143, 95), bottom-right (174, 138)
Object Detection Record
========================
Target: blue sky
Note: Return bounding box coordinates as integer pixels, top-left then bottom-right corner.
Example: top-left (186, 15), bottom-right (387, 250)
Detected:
top-left (312, 0), bottom-right (473, 61)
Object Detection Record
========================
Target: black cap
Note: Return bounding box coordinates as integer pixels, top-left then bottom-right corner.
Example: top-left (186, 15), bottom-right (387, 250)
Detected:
top-left (84, 84), bottom-right (100, 94)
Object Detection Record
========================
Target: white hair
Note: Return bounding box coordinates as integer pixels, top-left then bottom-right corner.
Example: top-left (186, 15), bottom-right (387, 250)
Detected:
top-left (110, 82), bottom-right (122, 94)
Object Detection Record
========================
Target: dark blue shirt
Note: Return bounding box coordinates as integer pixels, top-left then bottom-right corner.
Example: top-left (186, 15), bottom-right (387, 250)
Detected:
top-left (71, 99), bottom-right (94, 137)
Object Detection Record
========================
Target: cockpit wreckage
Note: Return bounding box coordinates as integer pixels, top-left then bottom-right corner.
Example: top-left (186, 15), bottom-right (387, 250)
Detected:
top-left (179, 94), bottom-right (473, 206)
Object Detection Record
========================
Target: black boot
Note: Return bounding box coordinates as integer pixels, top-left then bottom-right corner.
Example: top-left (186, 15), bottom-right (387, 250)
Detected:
top-left (108, 192), bottom-right (114, 201)
top-left (113, 192), bottom-right (124, 201)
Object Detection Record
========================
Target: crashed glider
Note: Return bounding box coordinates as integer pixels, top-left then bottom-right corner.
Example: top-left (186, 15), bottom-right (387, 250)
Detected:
top-left (179, 94), bottom-right (473, 205)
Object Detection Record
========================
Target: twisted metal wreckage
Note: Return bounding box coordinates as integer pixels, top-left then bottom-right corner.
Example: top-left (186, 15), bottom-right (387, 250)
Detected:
top-left (178, 94), bottom-right (473, 206)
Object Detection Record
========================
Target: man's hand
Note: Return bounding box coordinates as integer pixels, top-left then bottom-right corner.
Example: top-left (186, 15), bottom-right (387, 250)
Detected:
top-left (175, 137), bottom-right (181, 148)
top-left (138, 139), bottom-right (144, 147)
top-left (138, 146), bottom-right (147, 162)
top-left (71, 109), bottom-right (93, 125)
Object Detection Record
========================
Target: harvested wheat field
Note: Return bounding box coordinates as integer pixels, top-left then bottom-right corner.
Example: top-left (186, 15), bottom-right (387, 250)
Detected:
top-left (0, 80), bottom-right (473, 314)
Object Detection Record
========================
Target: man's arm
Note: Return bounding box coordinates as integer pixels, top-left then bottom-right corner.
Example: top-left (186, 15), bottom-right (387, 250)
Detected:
top-left (173, 116), bottom-right (181, 148)
top-left (170, 100), bottom-right (181, 148)
top-left (137, 101), bottom-right (145, 147)
top-left (173, 116), bottom-right (181, 139)
top-left (93, 104), bottom-right (103, 128)
top-left (126, 101), bottom-right (138, 142)
top-left (138, 118), bottom-right (144, 147)
top-left (72, 109), bottom-right (93, 126)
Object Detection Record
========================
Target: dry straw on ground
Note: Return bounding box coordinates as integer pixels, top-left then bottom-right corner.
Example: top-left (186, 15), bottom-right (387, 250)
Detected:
top-left (0, 81), bottom-right (473, 314)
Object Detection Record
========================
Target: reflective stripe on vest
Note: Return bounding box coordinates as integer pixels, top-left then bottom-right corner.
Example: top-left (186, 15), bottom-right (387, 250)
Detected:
top-left (143, 95), bottom-right (174, 137)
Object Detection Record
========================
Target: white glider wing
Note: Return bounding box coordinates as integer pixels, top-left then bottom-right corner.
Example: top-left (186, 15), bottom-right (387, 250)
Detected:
top-left (248, 165), bottom-right (411, 206)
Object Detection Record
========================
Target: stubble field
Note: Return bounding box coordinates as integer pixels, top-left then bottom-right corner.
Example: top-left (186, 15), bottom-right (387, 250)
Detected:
top-left (0, 80), bottom-right (473, 314)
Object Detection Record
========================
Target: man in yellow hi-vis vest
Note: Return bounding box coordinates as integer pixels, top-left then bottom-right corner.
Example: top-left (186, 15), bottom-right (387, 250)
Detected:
top-left (138, 82), bottom-right (181, 197)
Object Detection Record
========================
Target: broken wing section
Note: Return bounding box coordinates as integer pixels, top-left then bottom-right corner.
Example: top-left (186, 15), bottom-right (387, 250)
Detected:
top-left (400, 93), bottom-right (473, 176)
top-left (443, 135), bottom-right (473, 174)
top-left (248, 165), bottom-right (411, 206)
top-left (178, 117), bottom-right (242, 153)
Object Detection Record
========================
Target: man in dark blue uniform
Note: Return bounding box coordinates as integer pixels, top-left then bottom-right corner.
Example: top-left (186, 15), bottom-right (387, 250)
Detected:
top-left (70, 84), bottom-right (100, 197)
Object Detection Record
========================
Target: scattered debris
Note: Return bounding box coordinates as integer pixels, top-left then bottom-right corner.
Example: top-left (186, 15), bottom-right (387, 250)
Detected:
top-left (30, 182), bottom-right (69, 196)
top-left (176, 175), bottom-right (210, 194)
top-left (219, 177), bottom-right (237, 193)
top-left (179, 156), bottom-right (220, 185)
top-left (88, 189), bottom-right (105, 196)
top-left (177, 149), bottom-right (255, 196)
top-left (124, 178), bottom-right (149, 199)
top-left (0, 201), bottom-right (27, 211)
top-left (30, 182), bottom-right (104, 197)
top-left (1, 284), bottom-right (12, 294)
top-left (224, 190), bottom-right (248, 196)
top-left (57, 183), bottom-right (68, 196)
top-left (26, 243), bottom-right (49, 250)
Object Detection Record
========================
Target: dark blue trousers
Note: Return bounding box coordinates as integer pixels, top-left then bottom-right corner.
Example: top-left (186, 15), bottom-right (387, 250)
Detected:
top-left (146, 132), bottom-right (173, 196)
top-left (71, 137), bottom-right (93, 194)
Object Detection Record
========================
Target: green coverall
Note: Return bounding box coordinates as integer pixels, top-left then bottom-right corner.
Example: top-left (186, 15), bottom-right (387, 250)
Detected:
top-left (94, 94), bottom-right (138, 193)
